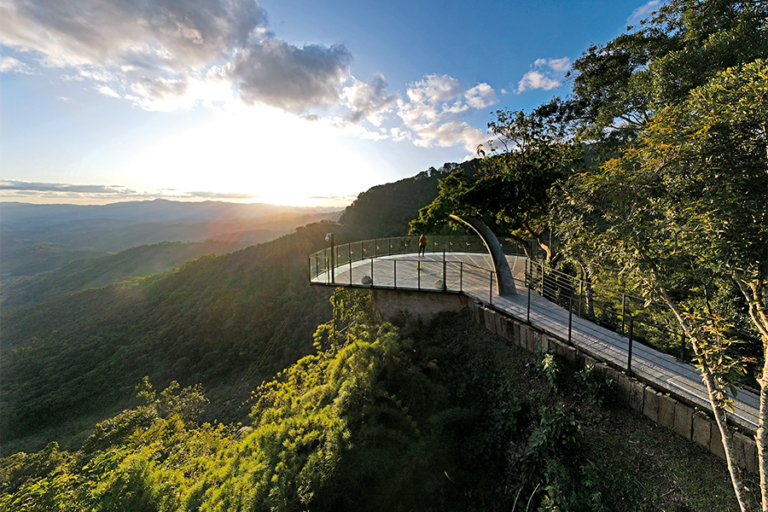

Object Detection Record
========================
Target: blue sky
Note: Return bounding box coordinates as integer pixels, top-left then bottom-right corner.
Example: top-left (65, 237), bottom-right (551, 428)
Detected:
top-left (0, 0), bottom-right (661, 206)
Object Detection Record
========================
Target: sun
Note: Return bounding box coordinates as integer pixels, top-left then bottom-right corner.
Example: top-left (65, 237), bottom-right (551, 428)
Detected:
top-left (122, 103), bottom-right (379, 206)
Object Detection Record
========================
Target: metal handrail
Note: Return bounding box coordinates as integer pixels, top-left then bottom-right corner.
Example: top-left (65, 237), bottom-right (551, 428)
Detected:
top-left (310, 245), bottom-right (697, 370)
top-left (308, 234), bottom-right (529, 283)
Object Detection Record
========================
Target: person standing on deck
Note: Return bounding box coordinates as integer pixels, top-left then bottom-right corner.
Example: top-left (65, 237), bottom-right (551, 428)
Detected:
top-left (418, 234), bottom-right (427, 257)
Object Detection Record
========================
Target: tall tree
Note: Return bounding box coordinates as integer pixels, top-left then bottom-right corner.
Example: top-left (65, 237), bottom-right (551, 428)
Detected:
top-left (558, 0), bottom-right (768, 151)
top-left (556, 59), bottom-right (768, 511)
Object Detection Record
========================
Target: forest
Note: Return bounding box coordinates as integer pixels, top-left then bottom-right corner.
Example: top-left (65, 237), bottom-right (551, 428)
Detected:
top-left (1, 1), bottom-right (767, 510)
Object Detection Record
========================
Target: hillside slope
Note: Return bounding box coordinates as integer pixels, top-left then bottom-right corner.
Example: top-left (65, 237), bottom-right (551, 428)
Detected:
top-left (1, 240), bottom-right (243, 309)
top-left (0, 165), bottom-right (459, 454)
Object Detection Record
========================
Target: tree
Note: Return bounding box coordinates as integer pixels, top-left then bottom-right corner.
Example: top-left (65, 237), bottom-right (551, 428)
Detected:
top-left (558, 0), bottom-right (768, 151)
top-left (556, 59), bottom-right (768, 511)
top-left (411, 109), bottom-right (581, 265)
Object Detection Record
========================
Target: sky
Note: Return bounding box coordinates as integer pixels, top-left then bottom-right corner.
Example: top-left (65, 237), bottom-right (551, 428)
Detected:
top-left (0, 0), bottom-right (662, 207)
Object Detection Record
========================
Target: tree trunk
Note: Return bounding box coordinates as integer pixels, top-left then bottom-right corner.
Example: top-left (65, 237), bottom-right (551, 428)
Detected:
top-left (758, 359), bottom-right (768, 512)
top-left (733, 273), bottom-right (768, 509)
top-left (506, 232), bottom-right (535, 261)
top-left (578, 263), bottom-right (596, 320)
top-left (655, 281), bottom-right (749, 512)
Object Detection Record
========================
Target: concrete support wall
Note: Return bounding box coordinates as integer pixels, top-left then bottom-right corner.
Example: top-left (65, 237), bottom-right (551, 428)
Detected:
top-left (372, 289), bottom-right (467, 322)
top-left (467, 300), bottom-right (759, 474)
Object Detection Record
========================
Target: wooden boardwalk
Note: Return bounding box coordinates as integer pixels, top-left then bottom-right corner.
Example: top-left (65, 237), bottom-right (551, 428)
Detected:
top-left (311, 252), bottom-right (760, 433)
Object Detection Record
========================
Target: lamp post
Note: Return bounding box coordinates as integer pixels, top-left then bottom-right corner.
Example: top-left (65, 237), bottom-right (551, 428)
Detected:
top-left (325, 233), bottom-right (335, 284)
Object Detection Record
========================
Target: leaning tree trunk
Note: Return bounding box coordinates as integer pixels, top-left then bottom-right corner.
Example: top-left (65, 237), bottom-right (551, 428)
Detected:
top-left (578, 263), bottom-right (596, 320)
top-left (656, 282), bottom-right (750, 512)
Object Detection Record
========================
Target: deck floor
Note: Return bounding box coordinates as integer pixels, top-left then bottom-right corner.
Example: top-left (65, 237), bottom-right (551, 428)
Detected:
top-left (311, 252), bottom-right (760, 432)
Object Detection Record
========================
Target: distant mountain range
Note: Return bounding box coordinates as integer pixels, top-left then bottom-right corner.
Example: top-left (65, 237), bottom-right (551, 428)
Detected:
top-left (0, 200), bottom-right (344, 275)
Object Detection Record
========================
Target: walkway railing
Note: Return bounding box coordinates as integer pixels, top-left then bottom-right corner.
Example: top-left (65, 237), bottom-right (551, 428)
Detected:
top-left (308, 235), bottom-right (529, 282)
top-left (308, 239), bottom-right (759, 430)
top-left (309, 238), bottom-right (741, 380)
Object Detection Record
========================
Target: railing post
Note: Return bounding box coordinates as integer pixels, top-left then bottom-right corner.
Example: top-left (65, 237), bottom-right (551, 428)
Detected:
top-left (442, 249), bottom-right (446, 291)
top-left (680, 331), bottom-right (686, 361)
top-left (349, 246), bottom-right (352, 286)
top-left (418, 261), bottom-right (421, 290)
top-left (460, 262), bottom-right (463, 292)
top-left (627, 317), bottom-right (634, 378)
top-left (568, 293), bottom-right (574, 345)
top-left (578, 280), bottom-right (583, 318)
top-left (371, 258), bottom-right (374, 285)
top-left (394, 260), bottom-right (397, 289)
top-left (527, 284), bottom-right (531, 323)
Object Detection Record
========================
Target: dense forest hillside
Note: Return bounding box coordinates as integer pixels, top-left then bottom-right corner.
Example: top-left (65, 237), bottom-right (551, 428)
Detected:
top-left (1, 222), bottom-right (342, 453)
top-left (1, 240), bottom-right (242, 309)
top-left (0, 299), bottom-right (748, 511)
top-left (338, 162), bottom-right (479, 237)
top-left (0, 165), bottom-right (455, 455)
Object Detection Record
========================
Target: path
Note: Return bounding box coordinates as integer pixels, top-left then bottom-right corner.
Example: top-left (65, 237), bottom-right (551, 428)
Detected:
top-left (310, 252), bottom-right (760, 433)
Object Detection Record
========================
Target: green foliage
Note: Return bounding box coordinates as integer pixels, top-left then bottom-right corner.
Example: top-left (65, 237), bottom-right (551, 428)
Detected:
top-left (0, 309), bottom-right (749, 511)
top-left (561, 0), bottom-right (768, 148)
top-left (411, 109), bottom-right (581, 262)
top-left (556, 59), bottom-right (768, 410)
top-left (535, 349), bottom-right (560, 390)
top-left (575, 365), bottom-right (616, 407)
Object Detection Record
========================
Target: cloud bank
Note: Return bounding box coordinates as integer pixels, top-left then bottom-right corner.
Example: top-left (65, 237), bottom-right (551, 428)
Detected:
top-left (0, 0), bottom-right (501, 154)
top-left (0, 0), bottom-right (351, 113)
top-left (0, 180), bottom-right (260, 201)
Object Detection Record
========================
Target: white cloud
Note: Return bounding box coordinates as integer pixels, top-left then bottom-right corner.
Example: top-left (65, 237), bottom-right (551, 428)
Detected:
top-left (96, 85), bottom-right (120, 98)
top-left (464, 83), bottom-right (497, 109)
top-left (0, 56), bottom-right (32, 74)
top-left (406, 74), bottom-right (463, 104)
top-left (343, 73), bottom-right (398, 126)
top-left (517, 57), bottom-right (571, 93)
top-left (542, 57), bottom-right (571, 72)
top-left (628, 0), bottom-right (662, 24)
top-left (396, 74), bottom-right (493, 152)
top-left (517, 71), bottom-right (561, 92)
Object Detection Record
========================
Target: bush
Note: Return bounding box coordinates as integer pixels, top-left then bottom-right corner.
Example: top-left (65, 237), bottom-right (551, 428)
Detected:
top-left (575, 365), bottom-right (616, 407)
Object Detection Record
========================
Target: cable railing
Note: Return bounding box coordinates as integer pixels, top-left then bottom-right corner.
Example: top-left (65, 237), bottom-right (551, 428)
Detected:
top-left (307, 238), bottom-right (759, 429)
top-left (310, 239), bottom-right (702, 374)
top-left (308, 234), bottom-right (531, 283)
top-left (522, 259), bottom-right (694, 372)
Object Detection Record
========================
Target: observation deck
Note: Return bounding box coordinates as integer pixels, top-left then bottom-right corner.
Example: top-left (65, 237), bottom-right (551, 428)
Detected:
top-left (309, 235), bottom-right (760, 436)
